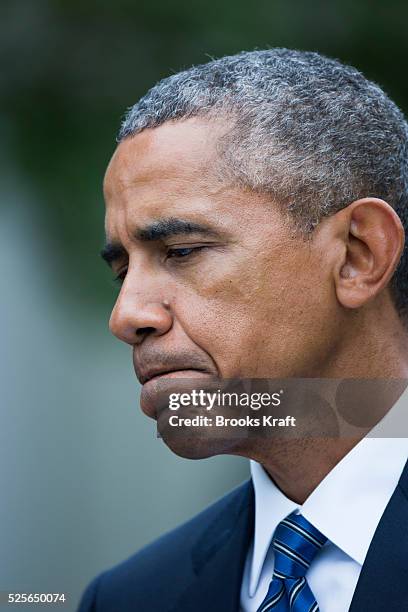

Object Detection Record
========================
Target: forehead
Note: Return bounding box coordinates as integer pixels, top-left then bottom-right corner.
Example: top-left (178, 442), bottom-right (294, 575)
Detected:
top-left (103, 117), bottom-right (265, 244)
top-left (102, 117), bottom-right (289, 246)
top-left (104, 118), bottom-right (225, 205)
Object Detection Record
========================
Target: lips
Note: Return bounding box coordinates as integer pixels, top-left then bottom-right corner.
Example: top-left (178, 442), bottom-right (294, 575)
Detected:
top-left (139, 369), bottom-right (215, 420)
top-left (134, 350), bottom-right (218, 421)
top-left (138, 367), bottom-right (207, 385)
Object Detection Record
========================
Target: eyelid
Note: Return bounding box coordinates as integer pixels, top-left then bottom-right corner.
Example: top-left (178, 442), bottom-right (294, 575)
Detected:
top-left (165, 239), bottom-right (217, 248)
top-left (111, 241), bottom-right (217, 284)
top-left (166, 245), bottom-right (205, 258)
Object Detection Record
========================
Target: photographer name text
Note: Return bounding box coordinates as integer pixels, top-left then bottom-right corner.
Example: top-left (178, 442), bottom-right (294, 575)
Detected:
top-left (168, 415), bottom-right (296, 427)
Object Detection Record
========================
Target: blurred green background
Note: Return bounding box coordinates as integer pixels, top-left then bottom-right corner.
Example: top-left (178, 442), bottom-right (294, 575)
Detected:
top-left (2, 0), bottom-right (408, 609)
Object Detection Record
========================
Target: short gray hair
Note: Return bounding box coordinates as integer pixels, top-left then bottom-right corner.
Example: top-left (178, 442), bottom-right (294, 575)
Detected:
top-left (118, 48), bottom-right (408, 323)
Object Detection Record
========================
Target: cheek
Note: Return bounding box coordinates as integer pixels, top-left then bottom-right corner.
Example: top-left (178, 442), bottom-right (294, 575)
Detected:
top-left (172, 250), bottom-right (338, 377)
top-left (174, 273), bottom-right (254, 360)
top-left (168, 264), bottom-right (260, 371)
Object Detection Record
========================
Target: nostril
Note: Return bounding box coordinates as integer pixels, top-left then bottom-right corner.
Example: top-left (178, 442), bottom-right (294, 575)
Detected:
top-left (136, 326), bottom-right (156, 338)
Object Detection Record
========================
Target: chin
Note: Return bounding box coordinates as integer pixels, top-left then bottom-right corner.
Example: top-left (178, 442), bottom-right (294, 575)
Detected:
top-left (158, 432), bottom-right (244, 460)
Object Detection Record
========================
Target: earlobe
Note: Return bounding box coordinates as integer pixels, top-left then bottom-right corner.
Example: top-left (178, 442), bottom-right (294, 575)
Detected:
top-left (335, 198), bottom-right (405, 310)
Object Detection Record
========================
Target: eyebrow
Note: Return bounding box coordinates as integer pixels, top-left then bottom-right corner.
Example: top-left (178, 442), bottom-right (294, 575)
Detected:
top-left (100, 242), bottom-right (126, 266)
top-left (100, 217), bottom-right (221, 266)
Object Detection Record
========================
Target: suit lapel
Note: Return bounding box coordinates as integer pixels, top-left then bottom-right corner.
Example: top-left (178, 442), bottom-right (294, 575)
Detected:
top-left (170, 480), bottom-right (254, 612)
top-left (349, 458), bottom-right (408, 611)
top-left (165, 456), bottom-right (408, 612)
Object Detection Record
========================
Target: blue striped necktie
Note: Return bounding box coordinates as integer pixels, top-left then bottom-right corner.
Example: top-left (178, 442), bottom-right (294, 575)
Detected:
top-left (257, 511), bottom-right (327, 612)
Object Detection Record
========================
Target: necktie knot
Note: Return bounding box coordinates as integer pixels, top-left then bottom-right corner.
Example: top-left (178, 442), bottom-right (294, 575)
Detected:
top-left (272, 511), bottom-right (327, 580)
top-left (257, 512), bottom-right (327, 612)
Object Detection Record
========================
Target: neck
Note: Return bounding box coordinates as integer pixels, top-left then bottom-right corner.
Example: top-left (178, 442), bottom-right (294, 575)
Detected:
top-left (250, 437), bottom-right (363, 504)
top-left (243, 309), bottom-right (408, 504)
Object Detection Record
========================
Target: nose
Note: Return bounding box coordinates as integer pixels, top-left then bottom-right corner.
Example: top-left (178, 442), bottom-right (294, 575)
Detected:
top-left (109, 282), bottom-right (173, 345)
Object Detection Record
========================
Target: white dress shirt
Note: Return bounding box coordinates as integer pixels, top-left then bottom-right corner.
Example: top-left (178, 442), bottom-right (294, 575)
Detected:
top-left (240, 388), bottom-right (408, 612)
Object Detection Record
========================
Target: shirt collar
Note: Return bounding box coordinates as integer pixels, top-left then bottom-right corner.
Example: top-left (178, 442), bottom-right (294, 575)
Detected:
top-left (248, 386), bottom-right (408, 597)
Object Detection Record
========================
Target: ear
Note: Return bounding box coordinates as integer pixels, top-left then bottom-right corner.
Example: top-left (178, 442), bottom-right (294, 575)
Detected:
top-left (334, 198), bottom-right (405, 309)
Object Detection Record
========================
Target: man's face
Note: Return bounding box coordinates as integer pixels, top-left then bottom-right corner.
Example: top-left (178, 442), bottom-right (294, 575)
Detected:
top-left (103, 118), bottom-right (342, 424)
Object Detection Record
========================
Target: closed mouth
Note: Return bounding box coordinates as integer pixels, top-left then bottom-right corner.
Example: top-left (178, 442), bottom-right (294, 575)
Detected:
top-left (140, 368), bottom-right (208, 385)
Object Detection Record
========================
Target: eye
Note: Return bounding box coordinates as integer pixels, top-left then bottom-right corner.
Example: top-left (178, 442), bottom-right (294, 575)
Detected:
top-left (167, 246), bottom-right (204, 259)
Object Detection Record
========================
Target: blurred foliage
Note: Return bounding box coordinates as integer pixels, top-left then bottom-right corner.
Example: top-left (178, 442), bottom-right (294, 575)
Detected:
top-left (2, 0), bottom-right (408, 311)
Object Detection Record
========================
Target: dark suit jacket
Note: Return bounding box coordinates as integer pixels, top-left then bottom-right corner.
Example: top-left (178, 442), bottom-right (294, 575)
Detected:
top-left (78, 459), bottom-right (408, 612)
